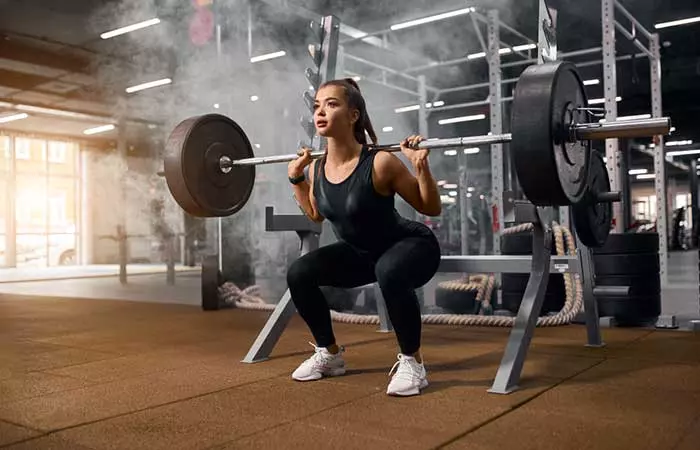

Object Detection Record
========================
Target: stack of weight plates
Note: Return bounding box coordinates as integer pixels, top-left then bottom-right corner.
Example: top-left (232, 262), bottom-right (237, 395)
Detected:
top-left (500, 232), bottom-right (566, 315)
top-left (592, 233), bottom-right (661, 326)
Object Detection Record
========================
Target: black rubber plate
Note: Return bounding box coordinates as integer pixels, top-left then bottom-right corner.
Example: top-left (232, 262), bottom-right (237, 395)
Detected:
top-left (511, 61), bottom-right (591, 206)
top-left (164, 114), bottom-right (255, 217)
top-left (572, 152), bottom-right (613, 247)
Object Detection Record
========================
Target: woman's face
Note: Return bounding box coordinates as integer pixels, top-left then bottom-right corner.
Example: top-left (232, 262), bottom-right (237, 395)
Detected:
top-left (314, 85), bottom-right (358, 138)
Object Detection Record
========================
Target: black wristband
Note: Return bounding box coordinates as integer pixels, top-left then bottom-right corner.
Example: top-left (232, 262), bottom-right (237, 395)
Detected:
top-left (289, 173), bottom-right (306, 185)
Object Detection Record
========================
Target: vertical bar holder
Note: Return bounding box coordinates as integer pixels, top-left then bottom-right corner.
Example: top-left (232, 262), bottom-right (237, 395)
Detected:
top-left (488, 206), bottom-right (553, 395)
top-left (650, 33), bottom-right (668, 288)
top-left (487, 9), bottom-right (504, 258)
top-left (241, 207), bottom-right (323, 363)
top-left (602, 0), bottom-right (623, 234)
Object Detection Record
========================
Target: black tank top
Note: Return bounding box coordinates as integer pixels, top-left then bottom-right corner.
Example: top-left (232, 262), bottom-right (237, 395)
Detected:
top-left (313, 146), bottom-right (433, 256)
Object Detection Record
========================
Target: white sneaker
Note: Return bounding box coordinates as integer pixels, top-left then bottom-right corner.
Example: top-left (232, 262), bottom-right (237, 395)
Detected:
top-left (291, 342), bottom-right (346, 381)
top-left (386, 353), bottom-right (428, 396)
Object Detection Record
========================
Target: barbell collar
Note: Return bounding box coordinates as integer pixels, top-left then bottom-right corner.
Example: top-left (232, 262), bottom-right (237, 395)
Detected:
top-left (572, 117), bottom-right (671, 140)
top-left (596, 191), bottom-right (621, 203)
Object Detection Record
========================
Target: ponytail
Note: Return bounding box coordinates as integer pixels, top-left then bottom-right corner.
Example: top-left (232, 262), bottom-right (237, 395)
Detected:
top-left (319, 78), bottom-right (378, 146)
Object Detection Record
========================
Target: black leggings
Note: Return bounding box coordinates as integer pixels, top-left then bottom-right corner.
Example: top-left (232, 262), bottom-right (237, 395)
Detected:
top-left (287, 235), bottom-right (441, 355)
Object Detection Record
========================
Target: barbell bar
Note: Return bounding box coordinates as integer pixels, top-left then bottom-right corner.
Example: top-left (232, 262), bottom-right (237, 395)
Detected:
top-left (222, 116), bottom-right (669, 169)
top-left (162, 61), bottom-right (669, 247)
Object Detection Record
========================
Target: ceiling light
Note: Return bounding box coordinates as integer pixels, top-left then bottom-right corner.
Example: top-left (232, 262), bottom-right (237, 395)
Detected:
top-left (432, 100), bottom-right (445, 107)
top-left (466, 193), bottom-right (473, 198)
top-left (250, 51), bottom-right (286, 63)
top-left (655, 16), bottom-right (700, 29)
top-left (467, 52), bottom-right (486, 59)
top-left (437, 180), bottom-right (447, 186)
top-left (448, 191), bottom-right (458, 197)
top-left (250, 95), bottom-right (259, 102)
top-left (588, 96), bottom-right (622, 105)
top-left (670, 127), bottom-right (676, 132)
top-left (438, 114), bottom-right (486, 125)
top-left (382, 126), bottom-right (393, 132)
top-left (213, 103), bottom-right (220, 109)
top-left (666, 140), bottom-right (693, 147)
top-left (100, 18), bottom-right (161, 40)
top-left (628, 168), bottom-right (648, 175)
top-left (0, 113), bottom-right (29, 123)
top-left (667, 149), bottom-right (700, 157)
top-left (395, 105), bottom-right (420, 113)
top-left (598, 114), bottom-right (652, 123)
top-left (498, 48), bottom-right (512, 55)
top-left (126, 78), bottom-right (172, 94)
top-left (463, 148), bottom-right (480, 154)
top-left (443, 183), bottom-right (458, 189)
top-left (583, 79), bottom-right (600, 85)
top-left (513, 43), bottom-right (536, 51)
top-left (444, 150), bottom-right (458, 156)
top-left (255, 144), bottom-right (261, 148)
top-left (83, 124), bottom-right (116, 135)
top-left (636, 174), bottom-right (656, 180)
top-left (390, 7), bottom-right (476, 31)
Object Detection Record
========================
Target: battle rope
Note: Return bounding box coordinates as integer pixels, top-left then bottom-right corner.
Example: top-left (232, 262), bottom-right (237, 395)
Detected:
top-left (218, 223), bottom-right (583, 327)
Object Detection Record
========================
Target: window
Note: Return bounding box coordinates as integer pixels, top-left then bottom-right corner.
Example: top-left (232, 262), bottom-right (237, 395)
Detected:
top-left (15, 138), bottom-right (30, 160)
top-left (48, 142), bottom-right (67, 163)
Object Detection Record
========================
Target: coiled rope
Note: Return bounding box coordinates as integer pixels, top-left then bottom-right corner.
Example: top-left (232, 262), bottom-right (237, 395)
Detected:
top-left (218, 223), bottom-right (583, 327)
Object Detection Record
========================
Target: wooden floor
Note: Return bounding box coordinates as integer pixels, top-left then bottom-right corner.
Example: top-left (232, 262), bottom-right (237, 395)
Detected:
top-left (0, 294), bottom-right (698, 450)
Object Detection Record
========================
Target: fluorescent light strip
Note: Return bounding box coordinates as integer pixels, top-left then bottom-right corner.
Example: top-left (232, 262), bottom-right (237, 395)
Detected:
top-left (0, 112), bottom-right (29, 123)
top-left (467, 52), bottom-right (486, 59)
top-left (666, 140), bottom-right (693, 147)
top-left (250, 95), bottom-right (259, 102)
top-left (443, 183), bottom-right (458, 189)
top-left (655, 16), bottom-right (700, 29)
top-left (83, 124), bottom-right (116, 135)
top-left (636, 174), bottom-right (656, 180)
top-left (100, 18), bottom-right (161, 39)
top-left (448, 191), bottom-right (458, 197)
top-left (583, 79), bottom-right (600, 86)
top-left (513, 43), bottom-right (536, 52)
top-left (438, 114), bottom-right (486, 125)
top-left (588, 96), bottom-right (621, 105)
top-left (444, 150), bottom-right (458, 156)
top-left (395, 105), bottom-right (421, 113)
top-left (250, 51), bottom-right (286, 63)
top-left (464, 148), bottom-right (480, 154)
top-left (390, 7), bottom-right (476, 31)
top-left (382, 126), bottom-right (393, 132)
top-left (599, 114), bottom-right (652, 123)
top-left (667, 149), bottom-right (700, 157)
top-left (126, 78), bottom-right (172, 93)
top-left (628, 168), bottom-right (648, 175)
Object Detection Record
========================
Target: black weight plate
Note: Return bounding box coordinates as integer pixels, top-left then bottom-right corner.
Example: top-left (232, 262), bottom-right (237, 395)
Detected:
top-left (501, 273), bottom-right (565, 296)
top-left (596, 295), bottom-right (661, 325)
top-left (501, 292), bottom-right (565, 316)
top-left (511, 61), bottom-right (591, 206)
top-left (595, 274), bottom-right (661, 295)
top-left (201, 255), bottom-right (223, 311)
top-left (164, 114), bottom-right (255, 217)
top-left (591, 232), bottom-right (659, 255)
top-left (592, 253), bottom-right (660, 276)
top-left (435, 286), bottom-right (479, 315)
top-left (572, 152), bottom-right (613, 247)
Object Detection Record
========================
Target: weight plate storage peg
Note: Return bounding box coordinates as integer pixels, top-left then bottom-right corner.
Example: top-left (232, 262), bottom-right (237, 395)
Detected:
top-left (164, 114), bottom-right (256, 217)
top-left (572, 151), bottom-right (613, 248)
top-left (510, 60), bottom-right (591, 206)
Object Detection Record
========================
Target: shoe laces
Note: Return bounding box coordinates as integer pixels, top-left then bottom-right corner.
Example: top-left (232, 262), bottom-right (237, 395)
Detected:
top-left (305, 342), bottom-right (336, 368)
top-left (388, 353), bottom-right (423, 381)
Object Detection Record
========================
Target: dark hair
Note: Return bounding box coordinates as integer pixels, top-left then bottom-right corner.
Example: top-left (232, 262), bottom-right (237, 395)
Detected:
top-left (318, 78), bottom-right (377, 145)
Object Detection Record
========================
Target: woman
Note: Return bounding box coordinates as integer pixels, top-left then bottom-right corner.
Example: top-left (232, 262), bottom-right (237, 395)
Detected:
top-left (286, 78), bottom-right (442, 397)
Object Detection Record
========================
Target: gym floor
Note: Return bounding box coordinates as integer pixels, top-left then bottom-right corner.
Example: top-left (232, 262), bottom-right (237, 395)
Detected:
top-left (0, 253), bottom-right (698, 450)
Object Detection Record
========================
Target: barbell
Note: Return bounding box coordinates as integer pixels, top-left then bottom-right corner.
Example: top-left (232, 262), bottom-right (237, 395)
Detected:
top-left (162, 61), bottom-right (670, 247)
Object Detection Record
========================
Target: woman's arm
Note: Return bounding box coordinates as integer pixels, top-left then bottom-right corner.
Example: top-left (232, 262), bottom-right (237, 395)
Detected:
top-left (373, 151), bottom-right (442, 216)
top-left (291, 160), bottom-right (325, 223)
